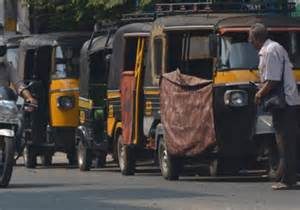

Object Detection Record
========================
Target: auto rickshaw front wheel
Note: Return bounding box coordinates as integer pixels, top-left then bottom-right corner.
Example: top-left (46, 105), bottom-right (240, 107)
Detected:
top-left (158, 138), bottom-right (181, 181)
top-left (77, 141), bottom-right (92, 171)
top-left (117, 135), bottom-right (135, 176)
top-left (23, 145), bottom-right (36, 169)
top-left (0, 137), bottom-right (15, 188)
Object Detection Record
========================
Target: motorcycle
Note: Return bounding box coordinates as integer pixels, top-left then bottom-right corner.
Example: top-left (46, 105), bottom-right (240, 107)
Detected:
top-left (0, 86), bottom-right (35, 188)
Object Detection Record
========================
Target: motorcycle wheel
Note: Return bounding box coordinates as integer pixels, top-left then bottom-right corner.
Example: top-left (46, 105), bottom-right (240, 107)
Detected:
top-left (0, 137), bottom-right (15, 188)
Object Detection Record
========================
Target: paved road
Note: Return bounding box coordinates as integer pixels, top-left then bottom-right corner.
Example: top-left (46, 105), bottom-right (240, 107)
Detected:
top-left (1, 154), bottom-right (300, 210)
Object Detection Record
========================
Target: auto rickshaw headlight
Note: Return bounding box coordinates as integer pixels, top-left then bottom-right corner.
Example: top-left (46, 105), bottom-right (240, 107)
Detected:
top-left (57, 96), bottom-right (75, 109)
top-left (224, 90), bottom-right (248, 107)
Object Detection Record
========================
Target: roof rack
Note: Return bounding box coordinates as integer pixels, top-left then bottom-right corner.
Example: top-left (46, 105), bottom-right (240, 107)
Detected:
top-left (100, 1), bottom-right (297, 30)
top-left (155, 1), bottom-right (296, 14)
top-left (121, 13), bottom-right (155, 24)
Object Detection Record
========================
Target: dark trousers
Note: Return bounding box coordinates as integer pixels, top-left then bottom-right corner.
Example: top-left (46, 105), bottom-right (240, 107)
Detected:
top-left (272, 106), bottom-right (298, 185)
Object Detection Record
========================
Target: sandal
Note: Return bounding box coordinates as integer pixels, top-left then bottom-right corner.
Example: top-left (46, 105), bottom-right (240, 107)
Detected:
top-left (271, 182), bottom-right (294, 190)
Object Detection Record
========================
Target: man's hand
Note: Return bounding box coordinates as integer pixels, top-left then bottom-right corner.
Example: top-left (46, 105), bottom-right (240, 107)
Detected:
top-left (254, 92), bottom-right (262, 105)
top-left (25, 97), bottom-right (38, 112)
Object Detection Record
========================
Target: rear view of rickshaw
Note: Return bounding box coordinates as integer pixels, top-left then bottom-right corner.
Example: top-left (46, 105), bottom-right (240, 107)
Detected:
top-left (154, 2), bottom-right (300, 180)
top-left (18, 33), bottom-right (90, 168)
top-left (77, 33), bottom-right (113, 171)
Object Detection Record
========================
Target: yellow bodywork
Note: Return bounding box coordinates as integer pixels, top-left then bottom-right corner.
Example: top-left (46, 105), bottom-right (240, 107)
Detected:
top-left (107, 91), bottom-right (121, 137)
top-left (49, 79), bottom-right (79, 127)
top-left (214, 69), bottom-right (300, 84)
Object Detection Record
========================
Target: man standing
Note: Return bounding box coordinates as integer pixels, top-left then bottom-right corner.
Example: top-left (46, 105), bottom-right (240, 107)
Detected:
top-left (249, 23), bottom-right (300, 190)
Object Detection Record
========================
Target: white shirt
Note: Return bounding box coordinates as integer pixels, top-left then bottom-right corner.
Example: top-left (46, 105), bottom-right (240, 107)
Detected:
top-left (258, 39), bottom-right (300, 106)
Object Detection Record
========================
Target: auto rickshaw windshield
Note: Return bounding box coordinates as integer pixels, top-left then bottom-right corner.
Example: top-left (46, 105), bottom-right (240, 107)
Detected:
top-left (219, 31), bottom-right (300, 70)
top-left (166, 31), bottom-right (213, 80)
top-left (53, 45), bottom-right (81, 79)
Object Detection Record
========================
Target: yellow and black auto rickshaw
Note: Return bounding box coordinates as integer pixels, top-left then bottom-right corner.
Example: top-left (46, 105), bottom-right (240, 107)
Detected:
top-left (108, 22), bottom-right (157, 175)
top-left (115, 2), bottom-right (300, 180)
top-left (18, 33), bottom-right (90, 168)
top-left (77, 33), bottom-right (113, 171)
top-left (153, 3), bottom-right (300, 180)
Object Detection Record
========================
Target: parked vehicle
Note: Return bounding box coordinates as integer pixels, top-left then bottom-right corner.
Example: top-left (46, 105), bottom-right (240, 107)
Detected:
top-left (17, 33), bottom-right (90, 168)
top-left (77, 33), bottom-right (113, 171)
top-left (153, 3), bottom-right (300, 180)
top-left (109, 22), bottom-right (164, 175)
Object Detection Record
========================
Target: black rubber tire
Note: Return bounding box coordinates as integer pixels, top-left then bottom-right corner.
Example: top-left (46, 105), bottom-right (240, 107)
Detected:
top-left (94, 153), bottom-right (106, 168)
top-left (77, 141), bottom-right (92, 171)
top-left (0, 137), bottom-right (15, 188)
top-left (40, 154), bottom-right (52, 167)
top-left (67, 151), bottom-right (78, 166)
top-left (208, 159), bottom-right (218, 177)
top-left (215, 158), bottom-right (241, 176)
top-left (23, 145), bottom-right (36, 169)
top-left (158, 139), bottom-right (180, 181)
top-left (117, 135), bottom-right (135, 176)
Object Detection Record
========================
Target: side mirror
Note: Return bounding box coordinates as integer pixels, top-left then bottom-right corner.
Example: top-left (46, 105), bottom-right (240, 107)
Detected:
top-left (93, 22), bottom-right (102, 33)
top-left (209, 34), bottom-right (218, 58)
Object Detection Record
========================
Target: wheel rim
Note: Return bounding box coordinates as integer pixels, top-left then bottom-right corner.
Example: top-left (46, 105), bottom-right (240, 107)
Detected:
top-left (161, 146), bottom-right (169, 175)
top-left (0, 140), bottom-right (6, 175)
top-left (119, 144), bottom-right (125, 171)
top-left (23, 146), bottom-right (28, 164)
top-left (78, 144), bottom-right (84, 166)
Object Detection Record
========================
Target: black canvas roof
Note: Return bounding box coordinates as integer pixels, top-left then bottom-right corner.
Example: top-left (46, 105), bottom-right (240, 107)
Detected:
top-left (4, 34), bottom-right (30, 48)
top-left (108, 23), bottom-right (152, 89)
top-left (80, 35), bottom-right (113, 97)
top-left (217, 15), bottom-right (300, 29)
top-left (19, 32), bottom-right (91, 49)
top-left (154, 13), bottom-right (300, 30)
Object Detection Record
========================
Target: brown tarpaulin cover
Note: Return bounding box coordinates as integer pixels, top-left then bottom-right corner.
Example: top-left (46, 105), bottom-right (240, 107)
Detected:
top-left (160, 70), bottom-right (216, 157)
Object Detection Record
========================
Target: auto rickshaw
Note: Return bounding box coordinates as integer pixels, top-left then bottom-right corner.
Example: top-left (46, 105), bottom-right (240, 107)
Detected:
top-left (77, 34), bottom-right (113, 171)
top-left (17, 33), bottom-right (90, 168)
top-left (152, 2), bottom-right (300, 180)
top-left (108, 22), bottom-right (157, 175)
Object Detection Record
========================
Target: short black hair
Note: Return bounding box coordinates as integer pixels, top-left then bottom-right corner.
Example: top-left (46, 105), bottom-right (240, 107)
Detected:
top-left (249, 23), bottom-right (268, 43)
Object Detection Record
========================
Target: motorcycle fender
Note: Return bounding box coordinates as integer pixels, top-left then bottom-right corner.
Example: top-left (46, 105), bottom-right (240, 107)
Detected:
top-left (0, 129), bottom-right (15, 137)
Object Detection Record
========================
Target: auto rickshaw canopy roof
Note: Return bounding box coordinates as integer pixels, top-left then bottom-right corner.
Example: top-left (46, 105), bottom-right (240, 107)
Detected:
top-left (4, 34), bottom-right (30, 48)
top-left (19, 32), bottom-right (91, 49)
top-left (80, 34), bottom-right (114, 98)
top-left (109, 22), bottom-right (152, 89)
top-left (17, 32), bottom-right (91, 79)
top-left (153, 13), bottom-right (300, 31)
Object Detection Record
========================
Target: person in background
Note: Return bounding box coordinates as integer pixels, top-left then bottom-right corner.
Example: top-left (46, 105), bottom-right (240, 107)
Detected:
top-left (249, 23), bottom-right (300, 190)
top-left (0, 38), bottom-right (37, 106)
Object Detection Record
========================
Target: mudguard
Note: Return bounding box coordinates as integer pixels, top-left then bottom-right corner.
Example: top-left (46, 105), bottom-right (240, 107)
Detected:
top-left (0, 129), bottom-right (14, 137)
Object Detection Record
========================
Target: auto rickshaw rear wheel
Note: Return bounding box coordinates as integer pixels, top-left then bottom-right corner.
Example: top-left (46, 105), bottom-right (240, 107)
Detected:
top-left (94, 153), bottom-right (106, 168)
top-left (158, 138), bottom-right (181, 181)
top-left (77, 141), bottom-right (92, 171)
top-left (0, 137), bottom-right (15, 188)
top-left (208, 157), bottom-right (240, 176)
top-left (40, 154), bottom-right (52, 167)
top-left (117, 134), bottom-right (135, 176)
top-left (23, 145), bottom-right (36, 169)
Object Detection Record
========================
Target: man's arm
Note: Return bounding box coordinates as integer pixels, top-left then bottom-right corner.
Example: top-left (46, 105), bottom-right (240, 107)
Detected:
top-left (255, 80), bottom-right (279, 105)
top-left (8, 62), bottom-right (37, 104)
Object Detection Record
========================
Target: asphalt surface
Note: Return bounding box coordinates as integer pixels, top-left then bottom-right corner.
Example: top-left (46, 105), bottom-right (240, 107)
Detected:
top-left (1, 154), bottom-right (300, 210)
